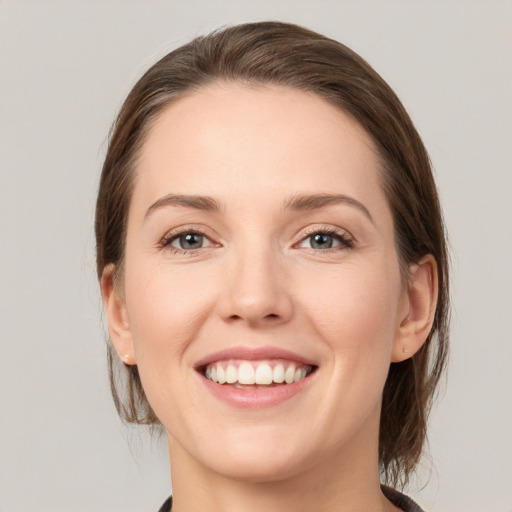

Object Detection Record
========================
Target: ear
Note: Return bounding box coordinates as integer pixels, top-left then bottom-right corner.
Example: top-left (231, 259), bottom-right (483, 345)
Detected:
top-left (392, 255), bottom-right (438, 363)
top-left (100, 264), bottom-right (137, 365)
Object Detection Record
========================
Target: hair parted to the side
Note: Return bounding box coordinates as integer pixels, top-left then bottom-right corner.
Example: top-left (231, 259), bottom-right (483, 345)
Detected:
top-left (95, 21), bottom-right (449, 487)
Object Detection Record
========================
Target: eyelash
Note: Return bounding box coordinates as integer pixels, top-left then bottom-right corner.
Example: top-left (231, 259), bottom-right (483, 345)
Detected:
top-left (159, 226), bottom-right (354, 255)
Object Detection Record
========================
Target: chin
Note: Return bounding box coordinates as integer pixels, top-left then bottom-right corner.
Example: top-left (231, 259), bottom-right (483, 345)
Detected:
top-left (193, 425), bottom-right (318, 484)
top-left (208, 450), bottom-right (310, 484)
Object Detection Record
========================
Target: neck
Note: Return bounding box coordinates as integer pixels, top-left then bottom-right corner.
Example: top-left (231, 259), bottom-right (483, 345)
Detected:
top-left (167, 428), bottom-right (399, 512)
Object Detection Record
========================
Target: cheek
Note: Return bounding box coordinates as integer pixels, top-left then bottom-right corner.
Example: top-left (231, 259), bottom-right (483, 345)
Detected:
top-left (298, 260), bottom-right (402, 357)
top-left (123, 259), bottom-right (219, 362)
top-left (121, 260), bottom-right (222, 427)
top-left (297, 261), bottom-right (403, 431)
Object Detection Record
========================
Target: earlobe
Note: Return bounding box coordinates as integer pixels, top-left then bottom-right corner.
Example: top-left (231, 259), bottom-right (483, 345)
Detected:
top-left (392, 255), bottom-right (438, 363)
top-left (100, 264), bottom-right (137, 365)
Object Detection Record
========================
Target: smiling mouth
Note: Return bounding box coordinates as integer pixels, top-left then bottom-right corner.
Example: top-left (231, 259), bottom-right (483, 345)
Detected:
top-left (199, 359), bottom-right (316, 387)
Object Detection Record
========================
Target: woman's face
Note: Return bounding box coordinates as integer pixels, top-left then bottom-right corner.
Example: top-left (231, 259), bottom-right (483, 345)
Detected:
top-left (110, 84), bottom-right (411, 481)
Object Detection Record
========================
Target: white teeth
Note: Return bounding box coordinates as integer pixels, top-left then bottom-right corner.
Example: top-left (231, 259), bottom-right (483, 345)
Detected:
top-left (293, 368), bottom-right (307, 382)
top-left (225, 365), bottom-right (237, 384)
top-left (205, 361), bottom-right (311, 385)
top-left (255, 363), bottom-right (273, 385)
top-left (273, 364), bottom-right (285, 383)
top-left (217, 365), bottom-right (226, 384)
top-left (238, 362), bottom-right (255, 385)
top-left (284, 364), bottom-right (296, 384)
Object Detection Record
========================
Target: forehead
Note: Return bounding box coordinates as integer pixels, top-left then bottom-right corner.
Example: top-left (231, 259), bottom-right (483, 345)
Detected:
top-left (132, 83), bottom-right (386, 214)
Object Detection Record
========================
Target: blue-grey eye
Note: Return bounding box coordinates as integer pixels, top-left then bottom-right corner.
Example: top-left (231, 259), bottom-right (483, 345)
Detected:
top-left (298, 231), bottom-right (350, 250)
top-left (172, 233), bottom-right (205, 250)
top-left (309, 233), bottom-right (335, 249)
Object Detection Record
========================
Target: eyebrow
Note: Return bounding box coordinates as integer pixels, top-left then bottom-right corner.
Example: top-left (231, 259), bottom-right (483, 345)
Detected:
top-left (284, 193), bottom-right (374, 223)
top-left (144, 192), bottom-right (373, 224)
top-left (145, 194), bottom-right (221, 219)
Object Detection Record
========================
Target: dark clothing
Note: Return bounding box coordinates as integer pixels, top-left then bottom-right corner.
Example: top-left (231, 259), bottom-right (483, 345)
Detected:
top-left (382, 485), bottom-right (425, 512)
top-left (158, 486), bottom-right (425, 512)
top-left (158, 496), bottom-right (172, 512)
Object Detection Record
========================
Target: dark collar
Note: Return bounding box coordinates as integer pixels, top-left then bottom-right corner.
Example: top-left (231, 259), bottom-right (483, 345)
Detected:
top-left (158, 487), bottom-right (425, 512)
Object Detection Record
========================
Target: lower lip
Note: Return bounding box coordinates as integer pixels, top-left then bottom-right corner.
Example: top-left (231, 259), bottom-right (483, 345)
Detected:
top-left (199, 373), bottom-right (314, 409)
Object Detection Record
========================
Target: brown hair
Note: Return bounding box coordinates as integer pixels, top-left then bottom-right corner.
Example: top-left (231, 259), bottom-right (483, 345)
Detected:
top-left (95, 21), bottom-right (449, 487)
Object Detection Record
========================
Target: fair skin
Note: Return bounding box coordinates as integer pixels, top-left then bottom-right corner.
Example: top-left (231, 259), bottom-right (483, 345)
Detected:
top-left (102, 84), bottom-right (437, 512)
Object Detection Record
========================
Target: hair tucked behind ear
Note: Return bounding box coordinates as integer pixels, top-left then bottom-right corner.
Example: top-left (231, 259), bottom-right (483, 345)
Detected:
top-left (95, 21), bottom-right (449, 487)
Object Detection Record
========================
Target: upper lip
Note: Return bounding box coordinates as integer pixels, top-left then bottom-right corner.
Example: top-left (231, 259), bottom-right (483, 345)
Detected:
top-left (194, 346), bottom-right (317, 369)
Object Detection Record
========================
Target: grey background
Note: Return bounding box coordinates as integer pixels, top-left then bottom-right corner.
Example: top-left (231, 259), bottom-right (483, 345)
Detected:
top-left (1, 1), bottom-right (511, 511)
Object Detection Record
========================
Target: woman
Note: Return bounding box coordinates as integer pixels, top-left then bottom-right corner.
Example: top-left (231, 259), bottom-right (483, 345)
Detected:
top-left (96, 22), bottom-right (449, 512)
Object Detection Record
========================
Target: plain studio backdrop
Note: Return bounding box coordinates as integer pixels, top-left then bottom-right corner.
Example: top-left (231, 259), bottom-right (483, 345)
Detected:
top-left (0, 1), bottom-right (510, 511)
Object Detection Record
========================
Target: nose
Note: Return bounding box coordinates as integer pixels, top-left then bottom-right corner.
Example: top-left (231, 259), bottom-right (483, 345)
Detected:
top-left (216, 245), bottom-right (294, 328)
